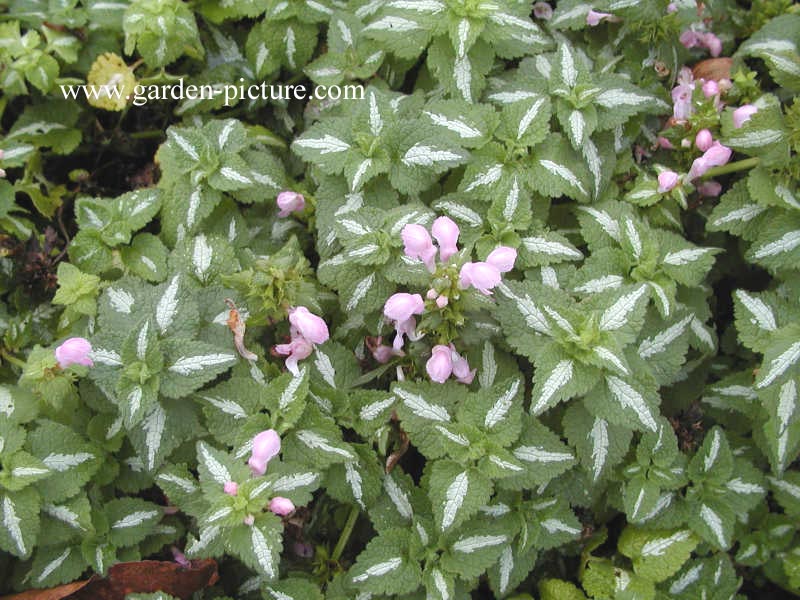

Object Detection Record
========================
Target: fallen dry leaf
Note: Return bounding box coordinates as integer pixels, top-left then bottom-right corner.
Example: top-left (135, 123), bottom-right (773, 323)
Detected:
top-left (693, 57), bottom-right (733, 82)
top-left (0, 559), bottom-right (218, 600)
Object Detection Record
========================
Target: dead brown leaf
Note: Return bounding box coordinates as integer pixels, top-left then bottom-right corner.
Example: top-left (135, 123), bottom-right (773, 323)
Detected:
top-left (0, 559), bottom-right (218, 600)
top-left (692, 57), bottom-right (733, 82)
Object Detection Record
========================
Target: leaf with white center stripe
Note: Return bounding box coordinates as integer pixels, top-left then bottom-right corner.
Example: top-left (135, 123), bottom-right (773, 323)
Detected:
top-left (401, 143), bottom-right (464, 168)
top-left (531, 357), bottom-right (574, 415)
top-left (155, 275), bottom-right (180, 334)
top-left (604, 376), bottom-right (658, 432)
top-left (600, 285), bottom-right (649, 332)
top-left (763, 378), bottom-right (800, 474)
top-left (29, 545), bottom-right (85, 587)
top-left (689, 427), bottom-right (733, 483)
top-left (564, 403), bottom-right (633, 483)
top-left (161, 339), bottom-right (237, 399)
top-left (618, 527), bottom-right (698, 582)
top-left (106, 498), bottom-right (161, 547)
top-left (394, 384), bottom-right (452, 422)
top-left (29, 421), bottom-right (100, 503)
top-left (293, 429), bottom-right (354, 465)
top-left (196, 441), bottom-right (233, 486)
top-left (507, 419), bottom-right (576, 486)
top-left (520, 232), bottom-right (583, 267)
top-left (690, 502), bottom-right (733, 549)
top-left (755, 337), bottom-right (800, 389)
top-left (430, 461), bottom-right (491, 533)
top-left (349, 533), bottom-right (419, 595)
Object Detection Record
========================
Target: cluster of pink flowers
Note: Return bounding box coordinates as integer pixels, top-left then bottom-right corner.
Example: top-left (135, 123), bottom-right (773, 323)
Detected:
top-left (274, 306), bottom-right (329, 375)
top-left (680, 30), bottom-right (722, 57)
top-left (55, 337), bottom-right (94, 368)
top-left (661, 63), bottom-right (761, 195)
top-left (223, 429), bottom-right (295, 525)
top-left (276, 190), bottom-right (305, 217)
top-left (427, 344), bottom-right (475, 384)
top-left (384, 216), bottom-right (518, 383)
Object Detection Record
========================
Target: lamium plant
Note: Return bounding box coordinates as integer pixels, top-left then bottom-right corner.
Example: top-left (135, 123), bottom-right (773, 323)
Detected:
top-left (0, 0), bottom-right (799, 598)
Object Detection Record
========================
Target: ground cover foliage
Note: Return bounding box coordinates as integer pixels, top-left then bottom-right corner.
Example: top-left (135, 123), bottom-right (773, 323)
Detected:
top-left (1, 0), bottom-right (800, 598)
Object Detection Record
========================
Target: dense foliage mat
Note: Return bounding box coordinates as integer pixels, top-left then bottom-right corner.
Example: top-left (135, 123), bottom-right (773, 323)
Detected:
top-left (1, 0), bottom-right (800, 598)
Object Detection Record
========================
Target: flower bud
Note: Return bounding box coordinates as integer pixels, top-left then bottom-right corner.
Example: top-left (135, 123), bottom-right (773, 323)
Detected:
top-left (288, 307), bottom-right (329, 345)
top-left (532, 1), bottom-right (553, 19)
top-left (695, 129), bottom-right (713, 152)
top-left (486, 246), bottom-right (517, 273)
top-left (697, 180), bottom-right (722, 197)
top-left (426, 345), bottom-right (453, 383)
top-left (401, 224), bottom-right (437, 271)
top-left (223, 481), bottom-right (238, 496)
top-left (55, 337), bottom-right (94, 368)
top-left (435, 295), bottom-right (448, 308)
top-left (276, 191), bottom-right (305, 217)
top-left (666, 2), bottom-right (677, 12)
top-left (657, 171), bottom-right (680, 193)
top-left (269, 496), bottom-right (295, 516)
top-left (248, 429), bottom-right (281, 476)
top-left (732, 104), bottom-right (758, 129)
top-left (383, 293), bottom-right (425, 322)
top-left (431, 216), bottom-right (460, 262)
top-left (243, 514), bottom-right (255, 526)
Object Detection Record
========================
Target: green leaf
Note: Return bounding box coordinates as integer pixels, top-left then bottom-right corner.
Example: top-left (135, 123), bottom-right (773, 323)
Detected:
top-left (349, 530), bottom-right (420, 596)
top-left (227, 517), bottom-right (283, 580)
top-left (428, 460), bottom-right (492, 533)
top-left (105, 497), bottom-right (162, 547)
top-left (618, 527), bottom-right (698, 582)
top-left (0, 487), bottom-right (40, 559)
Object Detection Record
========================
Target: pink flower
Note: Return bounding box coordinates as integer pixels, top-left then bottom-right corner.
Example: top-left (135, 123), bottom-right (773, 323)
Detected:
top-left (248, 429), bottom-right (281, 476)
top-left (275, 307), bottom-right (329, 374)
top-left (431, 216), bottom-right (460, 262)
top-left (384, 293), bottom-right (424, 323)
top-left (276, 191), bottom-right (305, 217)
top-left (533, 1), bottom-right (553, 19)
top-left (372, 344), bottom-right (395, 364)
top-left (680, 30), bottom-right (701, 50)
top-left (459, 262), bottom-right (502, 295)
top-left (695, 129), bottom-right (713, 152)
top-left (697, 180), bottom-right (722, 197)
top-left (435, 295), bottom-right (448, 308)
top-left (171, 547), bottom-right (191, 568)
top-left (486, 246), bottom-right (517, 273)
top-left (288, 307), bottom-right (329, 345)
top-left (384, 293), bottom-right (425, 351)
top-left (666, 2), bottom-right (677, 12)
top-left (688, 142), bottom-right (732, 180)
top-left (243, 514), bottom-right (255, 526)
top-left (401, 224), bottom-right (437, 272)
top-left (223, 481), bottom-right (238, 496)
top-left (586, 9), bottom-right (613, 26)
top-left (450, 345), bottom-right (475, 384)
top-left (426, 345), bottom-right (453, 383)
top-left (274, 335), bottom-right (314, 376)
top-left (671, 71), bottom-right (696, 120)
top-left (656, 136), bottom-right (675, 150)
top-left (702, 80), bottom-right (719, 98)
top-left (733, 104), bottom-right (758, 129)
top-left (269, 496), bottom-right (295, 516)
top-left (657, 171), bottom-right (680, 193)
top-left (701, 32), bottom-right (722, 57)
top-left (55, 337), bottom-right (94, 368)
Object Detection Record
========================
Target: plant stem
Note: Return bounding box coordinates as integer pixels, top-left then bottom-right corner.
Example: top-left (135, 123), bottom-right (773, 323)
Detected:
top-left (331, 505), bottom-right (360, 562)
top-left (1, 349), bottom-right (26, 369)
top-left (701, 157), bottom-right (760, 179)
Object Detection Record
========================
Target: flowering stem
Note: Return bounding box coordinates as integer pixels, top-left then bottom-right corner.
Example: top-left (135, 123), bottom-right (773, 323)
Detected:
top-left (701, 157), bottom-right (760, 179)
top-left (331, 505), bottom-right (360, 562)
